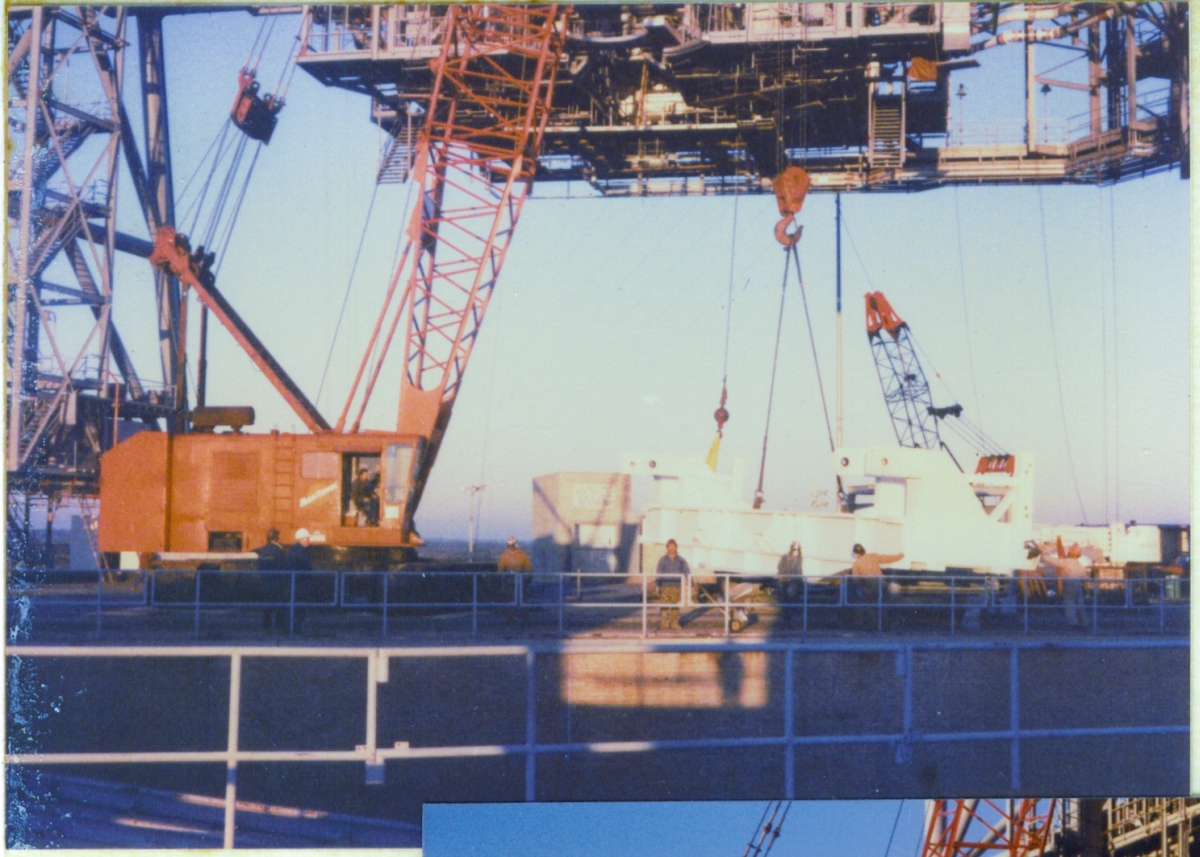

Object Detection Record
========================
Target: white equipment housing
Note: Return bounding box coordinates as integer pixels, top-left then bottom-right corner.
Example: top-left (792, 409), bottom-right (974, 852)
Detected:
top-left (1032, 523), bottom-right (1164, 566)
top-left (627, 447), bottom-right (1037, 578)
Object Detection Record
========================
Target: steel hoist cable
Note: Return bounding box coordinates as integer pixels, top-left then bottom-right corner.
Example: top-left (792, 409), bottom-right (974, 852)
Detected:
top-left (1037, 187), bottom-right (1088, 524)
top-left (753, 248), bottom-right (791, 509)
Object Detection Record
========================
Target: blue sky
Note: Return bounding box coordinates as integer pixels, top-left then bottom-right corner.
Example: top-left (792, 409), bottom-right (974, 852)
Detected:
top-left (423, 800), bottom-right (928, 857)
top-left (68, 8), bottom-right (1190, 541)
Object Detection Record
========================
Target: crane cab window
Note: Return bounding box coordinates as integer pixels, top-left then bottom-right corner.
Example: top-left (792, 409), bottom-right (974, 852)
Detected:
top-left (343, 454), bottom-right (381, 527)
top-left (384, 444), bottom-right (415, 505)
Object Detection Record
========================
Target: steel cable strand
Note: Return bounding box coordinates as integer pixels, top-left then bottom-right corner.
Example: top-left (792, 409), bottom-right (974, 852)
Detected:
top-left (1037, 187), bottom-right (1088, 523)
top-left (753, 249), bottom-right (791, 509)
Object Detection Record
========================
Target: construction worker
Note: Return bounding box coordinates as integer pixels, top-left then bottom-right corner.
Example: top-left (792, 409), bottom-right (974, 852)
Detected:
top-left (848, 543), bottom-right (905, 630)
top-left (351, 467), bottom-right (380, 526)
top-left (1037, 538), bottom-right (1089, 630)
top-left (655, 539), bottom-right (691, 631)
top-left (286, 528), bottom-right (315, 634)
top-left (498, 536), bottom-right (533, 593)
top-left (775, 542), bottom-right (804, 626)
top-left (253, 528), bottom-right (286, 634)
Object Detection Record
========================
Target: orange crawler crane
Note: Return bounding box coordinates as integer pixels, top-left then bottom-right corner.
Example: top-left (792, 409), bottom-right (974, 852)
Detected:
top-left (99, 5), bottom-right (566, 567)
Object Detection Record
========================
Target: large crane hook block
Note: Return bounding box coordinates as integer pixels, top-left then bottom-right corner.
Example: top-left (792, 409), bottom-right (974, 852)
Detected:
top-left (231, 69), bottom-right (282, 144)
top-left (772, 165), bottom-right (811, 246)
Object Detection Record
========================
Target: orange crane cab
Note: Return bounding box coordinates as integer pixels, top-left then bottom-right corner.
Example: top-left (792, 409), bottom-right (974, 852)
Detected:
top-left (98, 428), bottom-right (424, 568)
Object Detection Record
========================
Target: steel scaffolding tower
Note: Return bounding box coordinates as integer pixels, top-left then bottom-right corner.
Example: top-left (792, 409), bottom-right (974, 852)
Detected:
top-left (6, 7), bottom-right (181, 563)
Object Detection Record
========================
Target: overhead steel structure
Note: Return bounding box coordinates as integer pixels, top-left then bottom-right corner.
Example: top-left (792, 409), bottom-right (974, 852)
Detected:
top-left (6, 6), bottom-right (183, 563)
top-left (297, 3), bottom-right (1189, 195)
top-left (6, 3), bottom-right (1190, 568)
top-left (922, 799), bottom-right (1199, 857)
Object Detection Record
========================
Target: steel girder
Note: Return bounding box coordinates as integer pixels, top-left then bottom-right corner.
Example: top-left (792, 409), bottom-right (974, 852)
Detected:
top-left (922, 800), bottom-right (1060, 857)
top-left (6, 6), bottom-right (179, 507)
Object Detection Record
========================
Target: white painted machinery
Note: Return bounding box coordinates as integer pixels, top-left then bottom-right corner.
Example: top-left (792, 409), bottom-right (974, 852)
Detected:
top-left (627, 446), bottom-right (1037, 579)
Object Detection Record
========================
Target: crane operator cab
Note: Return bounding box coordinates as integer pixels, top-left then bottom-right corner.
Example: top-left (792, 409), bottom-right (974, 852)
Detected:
top-left (98, 430), bottom-right (425, 569)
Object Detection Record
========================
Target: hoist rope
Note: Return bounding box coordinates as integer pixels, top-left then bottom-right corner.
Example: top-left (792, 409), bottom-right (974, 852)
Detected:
top-left (953, 185), bottom-right (983, 431)
top-left (244, 16), bottom-right (270, 71)
top-left (908, 332), bottom-right (1005, 455)
top-left (212, 142), bottom-right (263, 273)
top-left (316, 181), bottom-right (382, 407)
top-left (1108, 185), bottom-right (1120, 520)
top-left (176, 120), bottom-right (231, 216)
top-left (761, 801), bottom-right (792, 857)
top-left (721, 160), bottom-right (740, 386)
top-left (883, 801), bottom-right (906, 857)
top-left (790, 243), bottom-right (836, 455)
top-left (1097, 184), bottom-right (1109, 522)
top-left (1037, 187), bottom-right (1088, 524)
top-left (753, 249), bottom-right (791, 508)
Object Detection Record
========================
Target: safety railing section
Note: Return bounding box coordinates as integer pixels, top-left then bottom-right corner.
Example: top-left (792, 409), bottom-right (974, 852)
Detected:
top-left (4, 638), bottom-right (1188, 849)
top-left (5, 568), bottom-right (1189, 641)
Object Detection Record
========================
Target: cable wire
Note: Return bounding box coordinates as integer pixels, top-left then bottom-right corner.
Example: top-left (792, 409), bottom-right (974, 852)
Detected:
top-left (316, 181), bottom-right (381, 406)
top-left (790, 243), bottom-right (836, 454)
top-left (1108, 184), bottom-right (1120, 520)
top-left (1037, 187), bottom-right (1088, 523)
top-left (753, 249), bottom-right (790, 509)
top-left (883, 801), bottom-right (906, 857)
top-left (953, 185), bottom-right (983, 431)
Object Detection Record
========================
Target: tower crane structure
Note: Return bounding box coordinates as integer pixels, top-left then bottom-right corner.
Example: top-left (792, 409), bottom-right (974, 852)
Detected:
top-left (921, 799), bottom-right (1199, 857)
top-left (6, 4), bottom-right (1188, 568)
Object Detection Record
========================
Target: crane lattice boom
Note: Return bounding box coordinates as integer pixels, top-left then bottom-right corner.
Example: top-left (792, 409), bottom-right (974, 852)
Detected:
top-left (338, 4), bottom-right (566, 531)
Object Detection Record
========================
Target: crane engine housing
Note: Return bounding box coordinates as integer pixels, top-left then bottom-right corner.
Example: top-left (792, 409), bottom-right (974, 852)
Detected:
top-left (98, 429), bottom-right (424, 568)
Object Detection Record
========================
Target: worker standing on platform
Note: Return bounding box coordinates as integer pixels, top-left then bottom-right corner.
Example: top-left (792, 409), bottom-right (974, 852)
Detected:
top-left (655, 539), bottom-right (691, 631)
top-left (498, 536), bottom-right (533, 595)
top-left (253, 528), bottom-right (286, 634)
top-left (1038, 539), bottom-right (1089, 630)
top-left (775, 542), bottom-right (804, 625)
top-left (287, 528), bottom-right (315, 633)
top-left (848, 543), bottom-right (904, 630)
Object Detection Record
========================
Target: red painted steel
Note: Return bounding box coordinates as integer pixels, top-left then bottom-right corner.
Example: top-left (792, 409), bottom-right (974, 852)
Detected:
top-left (922, 800), bottom-right (1059, 857)
top-left (338, 5), bottom-right (565, 531)
top-left (150, 225), bottom-right (330, 433)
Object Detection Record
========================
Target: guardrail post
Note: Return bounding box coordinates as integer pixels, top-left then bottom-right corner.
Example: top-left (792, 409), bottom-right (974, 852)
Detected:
top-left (723, 575), bottom-right (730, 639)
top-left (95, 570), bottom-right (103, 637)
top-left (288, 573), bottom-right (296, 636)
top-left (1092, 579), bottom-right (1099, 635)
top-left (525, 649), bottom-right (536, 801)
top-left (802, 579), bottom-right (808, 635)
top-left (146, 569), bottom-right (153, 607)
top-left (224, 653), bottom-right (242, 849)
top-left (471, 573), bottom-right (478, 637)
top-left (949, 576), bottom-right (956, 636)
top-left (1009, 645), bottom-right (1020, 791)
top-left (1158, 578), bottom-right (1165, 633)
top-left (194, 571), bottom-right (202, 639)
top-left (641, 572), bottom-right (648, 639)
top-left (784, 648), bottom-right (795, 799)
top-left (557, 573), bottom-right (565, 636)
top-left (1023, 579), bottom-right (1030, 634)
top-left (382, 574), bottom-right (389, 637)
top-left (877, 577), bottom-right (885, 634)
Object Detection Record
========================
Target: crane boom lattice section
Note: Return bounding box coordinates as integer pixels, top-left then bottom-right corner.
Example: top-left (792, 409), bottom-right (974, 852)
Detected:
top-left (339, 5), bottom-right (565, 530)
top-left (922, 800), bottom-right (1059, 857)
top-left (865, 292), bottom-right (945, 451)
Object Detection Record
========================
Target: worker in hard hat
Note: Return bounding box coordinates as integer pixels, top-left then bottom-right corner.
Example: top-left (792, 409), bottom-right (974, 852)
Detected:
top-left (286, 528), bottom-right (316, 634)
top-left (848, 543), bottom-right (905, 630)
top-left (655, 539), bottom-right (691, 632)
top-left (1037, 538), bottom-right (1090, 630)
top-left (498, 537), bottom-right (534, 613)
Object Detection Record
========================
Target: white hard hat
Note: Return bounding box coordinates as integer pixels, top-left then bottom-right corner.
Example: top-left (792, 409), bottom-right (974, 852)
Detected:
top-left (295, 528), bottom-right (311, 541)
top-left (506, 536), bottom-right (518, 547)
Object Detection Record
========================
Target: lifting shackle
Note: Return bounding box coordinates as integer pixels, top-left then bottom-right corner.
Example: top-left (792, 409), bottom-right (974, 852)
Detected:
top-left (772, 165), bottom-right (811, 246)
